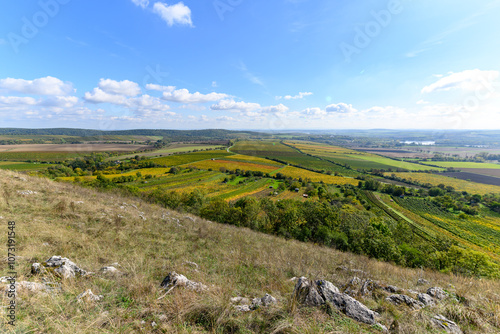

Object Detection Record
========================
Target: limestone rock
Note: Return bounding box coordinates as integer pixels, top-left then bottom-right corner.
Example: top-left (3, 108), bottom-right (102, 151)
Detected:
top-left (294, 277), bottom-right (376, 325)
top-left (43, 256), bottom-right (88, 279)
top-left (325, 291), bottom-right (377, 325)
top-left (230, 296), bottom-right (250, 305)
top-left (31, 263), bottom-right (46, 275)
top-left (417, 293), bottom-right (435, 306)
top-left (293, 277), bottom-right (324, 307)
top-left (386, 294), bottom-right (424, 309)
top-left (360, 279), bottom-right (381, 296)
top-left (427, 287), bottom-right (447, 300)
top-left (251, 293), bottom-right (277, 308)
top-left (100, 266), bottom-right (121, 275)
top-left (384, 285), bottom-right (402, 293)
top-left (417, 278), bottom-right (430, 286)
top-left (160, 272), bottom-right (207, 291)
top-left (431, 314), bottom-right (463, 334)
top-left (77, 289), bottom-right (103, 303)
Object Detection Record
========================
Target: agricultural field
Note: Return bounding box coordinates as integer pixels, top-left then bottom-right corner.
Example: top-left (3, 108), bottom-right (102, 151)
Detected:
top-left (387, 172), bottom-right (500, 195)
top-left (0, 143), bottom-right (147, 152)
top-left (108, 143), bottom-right (227, 161)
top-left (405, 145), bottom-right (500, 158)
top-left (378, 194), bottom-right (500, 262)
top-left (438, 172), bottom-right (500, 186)
top-left (285, 141), bottom-right (442, 171)
top-left (0, 162), bottom-right (55, 170)
top-left (356, 147), bottom-right (433, 159)
top-left (421, 161), bottom-right (500, 169)
top-left (277, 166), bottom-right (359, 185)
top-left (184, 159), bottom-right (281, 173)
top-left (147, 150), bottom-right (233, 166)
top-left (223, 154), bottom-right (284, 166)
top-left (233, 140), bottom-right (362, 176)
top-left (0, 151), bottom-right (87, 162)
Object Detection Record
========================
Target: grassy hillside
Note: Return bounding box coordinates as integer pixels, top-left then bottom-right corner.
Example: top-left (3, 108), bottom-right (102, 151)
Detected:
top-left (1, 170), bottom-right (499, 333)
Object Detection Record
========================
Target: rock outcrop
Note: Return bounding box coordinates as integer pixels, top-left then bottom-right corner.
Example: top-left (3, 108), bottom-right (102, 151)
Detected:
top-left (431, 314), bottom-right (463, 334)
top-left (160, 272), bottom-right (207, 292)
top-left (293, 277), bottom-right (377, 325)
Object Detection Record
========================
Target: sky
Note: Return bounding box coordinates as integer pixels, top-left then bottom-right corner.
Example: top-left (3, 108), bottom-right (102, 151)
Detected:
top-left (1, 0), bottom-right (500, 131)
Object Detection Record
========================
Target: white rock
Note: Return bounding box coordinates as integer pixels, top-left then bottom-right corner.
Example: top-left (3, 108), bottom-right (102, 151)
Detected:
top-left (77, 289), bottom-right (103, 303)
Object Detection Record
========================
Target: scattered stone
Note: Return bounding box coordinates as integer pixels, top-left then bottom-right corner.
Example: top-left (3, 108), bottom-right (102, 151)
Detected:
top-left (139, 214), bottom-right (147, 221)
top-left (160, 272), bottom-right (207, 292)
top-left (386, 294), bottom-right (424, 309)
top-left (100, 266), bottom-right (121, 275)
top-left (234, 305), bottom-right (251, 312)
top-left (42, 256), bottom-right (88, 279)
top-left (431, 314), bottom-right (463, 334)
top-left (293, 277), bottom-right (376, 325)
top-left (375, 323), bottom-right (388, 332)
top-left (230, 296), bottom-right (250, 305)
top-left (384, 285), bottom-right (402, 293)
top-left (336, 266), bottom-right (368, 276)
top-left (360, 279), bottom-right (381, 296)
top-left (14, 176), bottom-right (27, 182)
top-left (185, 216), bottom-right (195, 222)
top-left (417, 293), bottom-right (435, 306)
top-left (151, 321), bottom-right (157, 328)
top-left (42, 242), bottom-right (50, 247)
top-left (427, 287), bottom-right (447, 300)
top-left (77, 289), bottom-right (103, 303)
top-left (183, 261), bottom-right (199, 270)
top-left (251, 293), bottom-right (277, 308)
top-left (417, 278), bottom-right (430, 286)
top-left (17, 190), bottom-right (38, 195)
top-left (293, 277), bottom-right (324, 307)
top-left (348, 277), bottom-right (361, 286)
top-left (31, 263), bottom-right (46, 275)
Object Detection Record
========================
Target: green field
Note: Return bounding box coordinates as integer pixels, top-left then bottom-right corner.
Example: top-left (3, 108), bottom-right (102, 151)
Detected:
top-left (148, 150), bottom-right (234, 166)
top-left (108, 144), bottom-right (226, 161)
top-left (0, 162), bottom-right (55, 170)
top-left (421, 161), bottom-right (500, 169)
top-left (0, 151), bottom-right (85, 162)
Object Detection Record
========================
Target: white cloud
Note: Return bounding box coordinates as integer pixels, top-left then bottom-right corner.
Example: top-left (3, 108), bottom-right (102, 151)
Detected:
top-left (162, 88), bottom-right (228, 103)
top-left (262, 104), bottom-right (289, 114)
top-left (39, 96), bottom-right (79, 108)
top-left (212, 81), bottom-right (218, 88)
top-left (422, 69), bottom-right (499, 94)
top-left (216, 116), bottom-right (236, 122)
top-left (0, 96), bottom-right (38, 106)
top-left (325, 102), bottom-right (357, 113)
top-left (126, 94), bottom-right (171, 112)
top-left (131, 0), bottom-right (149, 8)
top-left (0, 76), bottom-right (74, 96)
top-left (153, 2), bottom-right (193, 27)
top-left (146, 84), bottom-right (176, 92)
top-left (210, 99), bottom-right (261, 112)
top-left (98, 79), bottom-right (141, 97)
top-left (84, 88), bottom-right (128, 105)
top-left (277, 92), bottom-right (313, 100)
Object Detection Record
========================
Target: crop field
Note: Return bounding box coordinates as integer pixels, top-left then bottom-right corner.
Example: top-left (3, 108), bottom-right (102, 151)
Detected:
top-left (233, 140), bottom-right (361, 176)
top-left (387, 172), bottom-right (500, 195)
top-left (355, 147), bottom-right (433, 159)
top-left (380, 195), bottom-right (500, 261)
top-left (0, 151), bottom-right (89, 162)
top-left (285, 141), bottom-right (438, 171)
top-left (0, 143), bottom-right (147, 152)
top-left (460, 168), bottom-right (500, 178)
top-left (232, 140), bottom-right (298, 157)
top-left (223, 154), bottom-right (284, 166)
top-left (438, 172), bottom-right (500, 186)
top-left (183, 159), bottom-right (281, 173)
top-left (405, 146), bottom-right (500, 158)
top-left (421, 161), bottom-right (500, 169)
top-left (0, 162), bottom-right (55, 170)
top-left (277, 166), bottom-right (359, 185)
top-left (148, 150), bottom-right (234, 166)
top-left (108, 144), bottom-right (225, 160)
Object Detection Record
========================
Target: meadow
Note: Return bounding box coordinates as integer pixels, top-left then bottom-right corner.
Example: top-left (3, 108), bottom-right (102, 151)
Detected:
top-left (421, 161), bottom-right (500, 169)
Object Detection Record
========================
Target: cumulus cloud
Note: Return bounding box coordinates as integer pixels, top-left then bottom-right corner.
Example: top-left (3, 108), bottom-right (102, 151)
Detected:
top-left (216, 116), bottom-right (236, 122)
top-left (146, 84), bottom-right (176, 92)
top-left (210, 99), bottom-right (261, 113)
top-left (0, 96), bottom-right (38, 106)
top-left (421, 69), bottom-right (499, 94)
top-left (0, 76), bottom-right (74, 96)
top-left (262, 104), bottom-right (289, 114)
top-left (153, 2), bottom-right (193, 27)
top-left (39, 96), bottom-right (79, 108)
top-left (277, 92), bottom-right (313, 100)
top-left (98, 79), bottom-right (141, 97)
top-left (131, 0), bottom-right (149, 8)
top-left (84, 88), bottom-right (128, 105)
top-left (162, 88), bottom-right (228, 103)
top-left (126, 94), bottom-right (171, 112)
top-left (325, 102), bottom-right (357, 113)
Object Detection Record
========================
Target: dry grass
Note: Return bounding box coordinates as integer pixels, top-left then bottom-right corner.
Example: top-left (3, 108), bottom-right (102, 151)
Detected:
top-left (0, 169), bottom-right (499, 333)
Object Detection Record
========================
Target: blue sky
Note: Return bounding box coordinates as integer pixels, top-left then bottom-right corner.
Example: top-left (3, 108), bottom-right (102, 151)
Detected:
top-left (1, 0), bottom-right (500, 130)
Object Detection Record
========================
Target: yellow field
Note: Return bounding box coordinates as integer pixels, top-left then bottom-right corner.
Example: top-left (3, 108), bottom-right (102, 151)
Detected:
top-left (183, 159), bottom-right (281, 173)
top-left (387, 172), bottom-right (500, 195)
top-left (285, 141), bottom-right (360, 154)
top-left (223, 154), bottom-right (284, 166)
top-left (279, 166), bottom-right (359, 185)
